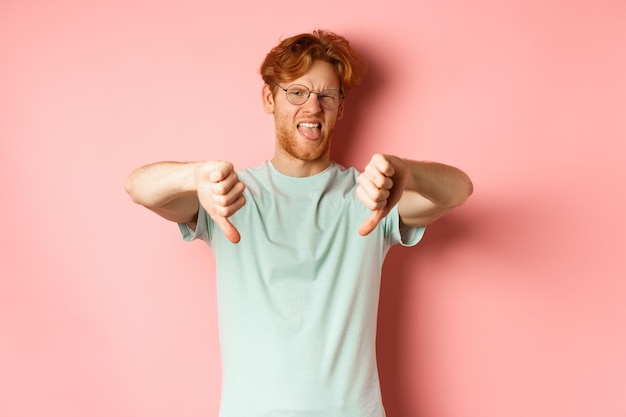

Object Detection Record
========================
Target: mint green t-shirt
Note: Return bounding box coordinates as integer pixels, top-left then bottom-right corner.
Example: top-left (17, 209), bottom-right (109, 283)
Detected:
top-left (180, 161), bottom-right (425, 417)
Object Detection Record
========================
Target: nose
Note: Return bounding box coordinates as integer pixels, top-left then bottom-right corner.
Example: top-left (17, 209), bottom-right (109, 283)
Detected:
top-left (302, 92), bottom-right (323, 113)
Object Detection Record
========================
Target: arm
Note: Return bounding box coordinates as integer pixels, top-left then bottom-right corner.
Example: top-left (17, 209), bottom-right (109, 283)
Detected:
top-left (125, 161), bottom-right (202, 225)
top-left (357, 154), bottom-right (473, 235)
top-left (125, 160), bottom-right (246, 243)
top-left (397, 159), bottom-right (473, 227)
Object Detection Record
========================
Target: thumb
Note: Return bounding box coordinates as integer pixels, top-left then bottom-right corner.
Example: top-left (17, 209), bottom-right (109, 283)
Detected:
top-left (358, 210), bottom-right (386, 236)
top-left (212, 215), bottom-right (241, 244)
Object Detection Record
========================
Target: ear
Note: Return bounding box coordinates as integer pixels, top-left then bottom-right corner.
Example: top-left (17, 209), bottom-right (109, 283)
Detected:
top-left (336, 101), bottom-right (345, 120)
top-left (262, 84), bottom-right (274, 114)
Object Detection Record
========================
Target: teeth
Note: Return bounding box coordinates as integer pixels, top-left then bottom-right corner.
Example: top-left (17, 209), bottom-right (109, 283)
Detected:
top-left (299, 122), bottom-right (321, 128)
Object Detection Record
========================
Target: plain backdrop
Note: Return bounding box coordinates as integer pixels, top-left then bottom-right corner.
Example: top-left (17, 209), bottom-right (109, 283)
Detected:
top-left (1, 0), bottom-right (625, 416)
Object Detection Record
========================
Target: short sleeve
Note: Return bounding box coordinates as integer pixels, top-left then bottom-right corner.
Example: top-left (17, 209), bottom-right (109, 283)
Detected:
top-left (385, 204), bottom-right (426, 247)
top-left (178, 204), bottom-right (211, 243)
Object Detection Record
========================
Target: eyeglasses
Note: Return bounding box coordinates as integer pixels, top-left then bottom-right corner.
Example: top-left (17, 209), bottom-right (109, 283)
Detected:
top-left (277, 84), bottom-right (344, 110)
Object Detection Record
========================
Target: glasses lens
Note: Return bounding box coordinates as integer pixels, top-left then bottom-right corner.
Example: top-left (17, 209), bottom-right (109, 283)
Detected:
top-left (319, 90), bottom-right (341, 109)
top-left (286, 85), bottom-right (310, 105)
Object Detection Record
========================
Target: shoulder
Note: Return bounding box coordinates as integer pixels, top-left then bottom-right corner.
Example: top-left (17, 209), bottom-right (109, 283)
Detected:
top-left (237, 161), bottom-right (270, 181)
top-left (327, 162), bottom-right (360, 187)
top-left (236, 162), bottom-right (272, 195)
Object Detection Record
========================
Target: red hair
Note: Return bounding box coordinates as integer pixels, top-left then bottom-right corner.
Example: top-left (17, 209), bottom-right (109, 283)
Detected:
top-left (260, 30), bottom-right (367, 95)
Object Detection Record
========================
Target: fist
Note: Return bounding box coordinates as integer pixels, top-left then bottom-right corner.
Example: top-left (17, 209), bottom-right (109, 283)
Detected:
top-left (196, 161), bottom-right (246, 243)
top-left (356, 154), bottom-right (408, 236)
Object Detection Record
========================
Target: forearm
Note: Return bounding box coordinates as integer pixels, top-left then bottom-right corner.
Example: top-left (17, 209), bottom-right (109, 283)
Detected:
top-left (125, 161), bottom-right (202, 222)
top-left (403, 159), bottom-right (473, 208)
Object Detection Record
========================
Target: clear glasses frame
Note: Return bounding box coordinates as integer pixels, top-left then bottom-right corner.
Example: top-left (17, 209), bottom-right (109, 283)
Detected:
top-left (277, 84), bottom-right (344, 110)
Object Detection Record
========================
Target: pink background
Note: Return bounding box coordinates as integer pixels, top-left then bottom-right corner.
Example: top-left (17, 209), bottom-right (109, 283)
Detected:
top-left (2, 0), bottom-right (625, 416)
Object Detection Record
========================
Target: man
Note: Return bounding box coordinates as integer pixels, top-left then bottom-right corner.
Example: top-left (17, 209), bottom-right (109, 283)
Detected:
top-left (126, 30), bottom-right (472, 417)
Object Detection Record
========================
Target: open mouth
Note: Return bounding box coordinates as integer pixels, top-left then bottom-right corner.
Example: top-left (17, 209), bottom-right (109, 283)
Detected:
top-left (297, 122), bottom-right (322, 140)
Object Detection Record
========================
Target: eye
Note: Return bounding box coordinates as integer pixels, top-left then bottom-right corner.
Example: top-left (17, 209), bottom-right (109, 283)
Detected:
top-left (320, 90), bottom-right (339, 99)
top-left (288, 86), bottom-right (309, 97)
top-left (320, 91), bottom-right (339, 103)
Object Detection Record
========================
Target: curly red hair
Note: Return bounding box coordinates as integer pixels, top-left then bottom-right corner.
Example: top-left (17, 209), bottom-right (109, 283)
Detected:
top-left (260, 30), bottom-right (367, 96)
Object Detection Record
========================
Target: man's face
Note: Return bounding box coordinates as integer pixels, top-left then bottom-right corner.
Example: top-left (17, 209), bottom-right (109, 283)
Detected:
top-left (263, 60), bottom-right (344, 164)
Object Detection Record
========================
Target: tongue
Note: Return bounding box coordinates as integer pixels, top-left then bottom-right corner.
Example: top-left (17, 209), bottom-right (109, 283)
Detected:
top-left (298, 125), bottom-right (321, 140)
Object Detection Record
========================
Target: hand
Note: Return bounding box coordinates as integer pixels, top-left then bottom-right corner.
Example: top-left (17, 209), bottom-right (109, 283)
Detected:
top-left (356, 154), bottom-right (409, 236)
top-left (195, 161), bottom-right (246, 243)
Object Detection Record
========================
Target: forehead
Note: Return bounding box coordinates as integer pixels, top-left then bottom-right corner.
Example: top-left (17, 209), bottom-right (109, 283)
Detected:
top-left (288, 60), bottom-right (340, 89)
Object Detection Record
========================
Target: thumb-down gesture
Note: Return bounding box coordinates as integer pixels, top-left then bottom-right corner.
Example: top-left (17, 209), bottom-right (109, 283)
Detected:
top-left (196, 161), bottom-right (246, 243)
top-left (356, 154), bottom-right (408, 236)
